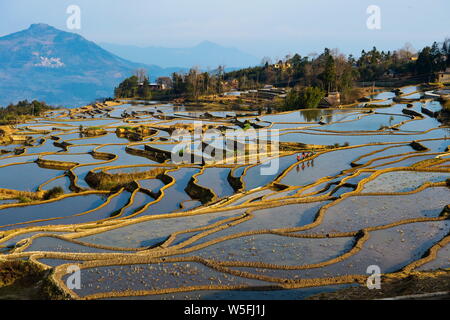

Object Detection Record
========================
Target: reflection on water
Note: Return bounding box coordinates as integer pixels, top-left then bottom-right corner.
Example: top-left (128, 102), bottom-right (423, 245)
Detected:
top-left (1, 86), bottom-right (450, 299)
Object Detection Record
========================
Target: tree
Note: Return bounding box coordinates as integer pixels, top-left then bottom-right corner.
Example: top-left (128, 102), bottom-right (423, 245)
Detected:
top-left (431, 42), bottom-right (444, 72)
top-left (444, 38), bottom-right (450, 67)
top-left (397, 42), bottom-right (416, 62)
top-left (261, 57), bottom-right (272, 66)
top-left (333, 53), bottom-right (356, 92)
top-left (416, 47), bottom-right (434, 75)
top-left (0, 100), bottom-right (54, 124)
top-left (114, 76), bottom-right (139, 98)
top-left (172, 73), bottom-right (186, 95)
top-left (285, 87), bottom-right (325, 110)
top-left (186, 67), bottom-right (201, 101)
top-left (134, 69), bottom-right (148, 83)
top-left (357, 47), bottom-right (386, 81)
top-left (320, 54), bottom-right (337, 92)
top-left (137, 77), bottom-right (151, 99)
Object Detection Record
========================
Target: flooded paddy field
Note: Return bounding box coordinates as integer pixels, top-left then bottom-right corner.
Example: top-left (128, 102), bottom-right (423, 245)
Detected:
top-left (1, 86), bottom-right (450, 300)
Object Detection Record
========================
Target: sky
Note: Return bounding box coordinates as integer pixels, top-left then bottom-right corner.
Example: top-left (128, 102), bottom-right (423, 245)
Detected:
top-left (0, 0), bottom-right (449, 60)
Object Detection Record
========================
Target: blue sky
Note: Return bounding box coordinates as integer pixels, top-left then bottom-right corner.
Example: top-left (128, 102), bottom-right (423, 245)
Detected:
top-left (1, 0), bottom-right (449, 59)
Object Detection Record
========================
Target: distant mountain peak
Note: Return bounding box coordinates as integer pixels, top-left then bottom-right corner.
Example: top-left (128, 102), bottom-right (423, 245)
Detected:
top-left (0, 23), bottom-right (182, 107)
top-left (27, 23), bottom-right (57, 33)
top-left (101, 41), bottom-right (259, 69)
top-left (29, 23), bottom-right (51, 29)
top-left (196, 40), bottom-right (220, 48)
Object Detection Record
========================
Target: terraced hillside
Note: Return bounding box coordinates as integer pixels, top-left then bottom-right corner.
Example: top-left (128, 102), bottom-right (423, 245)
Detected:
top-left (0, 85), bottom-right (449, 300)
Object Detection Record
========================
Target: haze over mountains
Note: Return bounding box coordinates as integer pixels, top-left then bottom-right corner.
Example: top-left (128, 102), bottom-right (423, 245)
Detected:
top-left (0, 24), bottom-right (186, 107)
top-left (100, 41), bottom-right (260, 69)
top-left (0, 24), bottom-right (258, 107)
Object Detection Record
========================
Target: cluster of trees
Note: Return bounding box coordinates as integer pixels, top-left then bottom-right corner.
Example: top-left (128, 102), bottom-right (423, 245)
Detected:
top-left (114, 73), bottom-right (152, 99)
top-left (114, 39), bottom-right (450, 108)
top-left (226, 40), bottom-right (449, 88)
top-left (356, 45), bottom-right (415, 81)
top-left (226, 40), bottom-right (449, 108)
top-left (172, 67), bottom-right (226, 100)
top-left (226, 49), bottom-right (356, 94)
top-left (285, 87), bottom-right (326, 110)
top-left (416, 41), bottom-right (450, 76)
top-left (115, 67), bottom-right (227, 101)
top-left (0, 100), bottom-right (54, 124)
top-left (357, 41), bottom-right (450, 81)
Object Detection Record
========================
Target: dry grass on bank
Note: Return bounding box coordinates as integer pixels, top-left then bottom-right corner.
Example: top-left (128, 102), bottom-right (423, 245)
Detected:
top-left (308, 270), bottom-right (450, 300)
top-left (87, 168), bottom-right (166, 190)
top-left (0, 186), bottom-right (64, 203)
top-left (0, 260), bottom-right (68, 300)
top-left (0, 126), bottom-right (15, 144)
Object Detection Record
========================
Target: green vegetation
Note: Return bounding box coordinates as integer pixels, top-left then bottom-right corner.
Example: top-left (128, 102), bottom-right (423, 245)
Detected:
top-left (17, 196), bottom-right (32, 203)
top-left (0, 100), bottom-right (55, 125)
top-left (225, 40), bottom-right (449, 92)
top-left (114, 39), bottom-right (450, 110)
top-left (115, 67), bottom-right (226, 101)
top-left (416, 42), bottom-right (449, 75)
top-left (172, 67), bottom-right (225, 100)
top-left (226, 41), bottom-right (449, 87)
top-left (114, 73), bottom-right (152, 99)
top-left (285, 87), bottom-right (326, 110)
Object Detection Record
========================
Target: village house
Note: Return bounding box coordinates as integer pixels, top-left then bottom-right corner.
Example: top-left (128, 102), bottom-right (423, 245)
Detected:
top-left (137, 77), bottom-right (173, 91)
top-left (436, 67), bottom-right (450, 83)
top-left (273, 60), bottom-right (292, 70)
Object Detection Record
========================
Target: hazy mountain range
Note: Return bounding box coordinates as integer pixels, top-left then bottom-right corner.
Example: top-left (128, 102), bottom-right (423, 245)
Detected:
top-left (100, 41), bottom-right (260, 69)
top-left (0, 24), bottom-right (257, 107)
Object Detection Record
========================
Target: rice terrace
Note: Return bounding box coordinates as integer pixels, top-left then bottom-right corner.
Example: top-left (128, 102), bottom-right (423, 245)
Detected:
top-left (1, 84), bottom-right (450, 300)
top-left (1, 0), bottom-right (450, 304)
